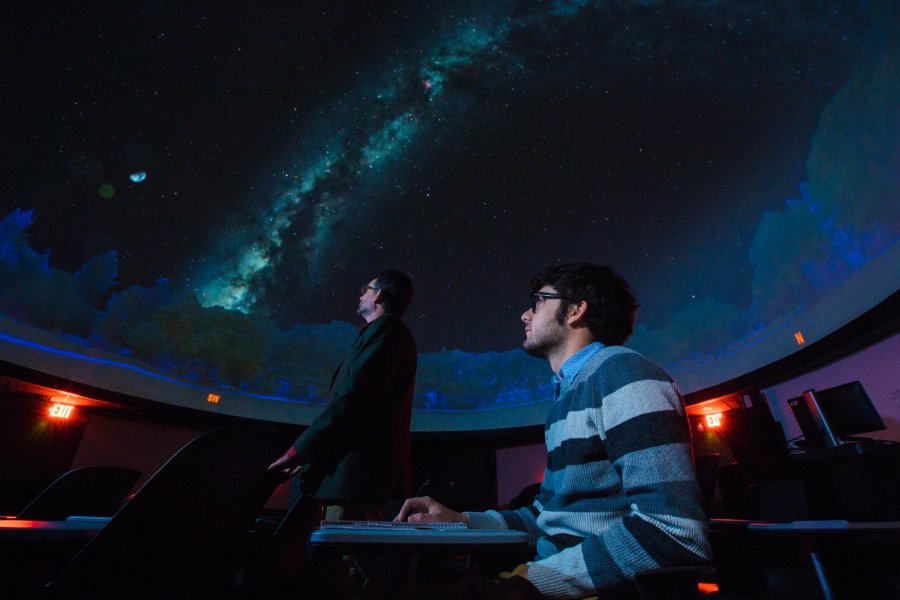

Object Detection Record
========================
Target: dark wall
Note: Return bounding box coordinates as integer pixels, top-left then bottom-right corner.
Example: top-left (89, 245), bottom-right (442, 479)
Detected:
top-left (0, 397), bottom-right (88, 514)
top-left (409, 441), bottom-right (498, 513)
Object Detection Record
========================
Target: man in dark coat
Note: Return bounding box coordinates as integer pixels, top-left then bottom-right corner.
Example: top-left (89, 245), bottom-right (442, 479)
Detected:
top-left (269, 268), bottom-right (417, 506)
top-left (266, 269), bottom-right (417, 596)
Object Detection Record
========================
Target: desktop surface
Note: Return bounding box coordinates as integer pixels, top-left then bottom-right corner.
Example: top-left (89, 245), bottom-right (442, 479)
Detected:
top-left (310, 525), bottom-right (529, 554)
top-left (0, 518), bottom-right (105, 540)
top-left (320, 519), bottom-right (467, 531)
top-left (787, 440), bottom-right (900, 461)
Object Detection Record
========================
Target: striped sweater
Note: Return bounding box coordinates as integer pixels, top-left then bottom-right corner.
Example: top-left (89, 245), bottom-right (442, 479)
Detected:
top-left (467, 345), bottom-right (711, 599)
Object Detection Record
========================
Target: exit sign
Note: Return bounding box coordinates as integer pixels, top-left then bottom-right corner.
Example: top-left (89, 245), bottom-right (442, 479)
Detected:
top-left (49, 403), bottom-right (74, 419)
top-left (705, 413), bottom-right (723, 428)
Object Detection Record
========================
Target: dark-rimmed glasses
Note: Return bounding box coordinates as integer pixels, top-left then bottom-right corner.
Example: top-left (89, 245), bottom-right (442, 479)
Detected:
top-left (530, 291), bottom-right (569, 313)
top-left (360, 285), bottom-right (380, 296)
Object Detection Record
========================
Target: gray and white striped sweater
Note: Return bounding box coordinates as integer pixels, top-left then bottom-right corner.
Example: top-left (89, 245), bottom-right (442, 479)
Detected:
top-left (467, 345), bottom-right (711, 599)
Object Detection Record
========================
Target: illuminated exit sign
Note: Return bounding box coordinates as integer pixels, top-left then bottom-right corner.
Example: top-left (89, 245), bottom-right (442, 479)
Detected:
top-left (705, 413), bottom-right (723, 428)
top-left (49, 403), bottom-right (74, 419)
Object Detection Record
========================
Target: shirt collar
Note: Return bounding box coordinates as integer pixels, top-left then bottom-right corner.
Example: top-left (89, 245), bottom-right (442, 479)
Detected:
top-left (551, 342), bottom-right (605, 397)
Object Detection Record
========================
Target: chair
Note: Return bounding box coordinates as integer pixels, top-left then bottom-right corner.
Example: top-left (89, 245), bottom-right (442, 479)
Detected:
top-left (5, 424), bottom-right (289, 599)
top-left (693, 454), bottom-right (719, 517)
top-left (17, 466), bottom-right (141, 521)
top-left (0, 478), bottom-right (51, 516)
top-left (235, 489), bottom-right (322, 597)
top-left (633, 455), bottom-right (721, 599)
top-left (635, 565), bottom-right (709, 600)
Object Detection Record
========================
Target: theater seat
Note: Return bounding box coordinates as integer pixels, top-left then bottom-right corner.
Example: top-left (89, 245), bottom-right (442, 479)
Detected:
top-left (2, 425), bottom-right (288, 599)
top-left (17, 466), bottom-right (141, 521)
top-left (634, 565), bottom-right (712, 600)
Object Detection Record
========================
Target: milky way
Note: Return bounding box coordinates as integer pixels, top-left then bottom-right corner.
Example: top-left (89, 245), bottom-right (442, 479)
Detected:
top-left (188, 0), bottom-right (874, 340)
top-left (192, 0), bottom-right (727, 312)
top-left (193, 5), bottom-right (523, 311)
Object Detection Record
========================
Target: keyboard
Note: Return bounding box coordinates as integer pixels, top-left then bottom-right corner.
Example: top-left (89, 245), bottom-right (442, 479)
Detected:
top-left (320, 519), bottom-right (468, 531)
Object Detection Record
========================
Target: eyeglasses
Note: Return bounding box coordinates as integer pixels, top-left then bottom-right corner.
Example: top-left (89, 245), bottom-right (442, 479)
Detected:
top-left (360, 285), bottom-right (380, 296)
top-left (530, 291), bottom-right (569, 313)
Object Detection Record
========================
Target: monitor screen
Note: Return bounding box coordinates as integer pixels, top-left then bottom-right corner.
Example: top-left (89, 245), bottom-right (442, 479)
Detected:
top-left (814, 381), bottom-right (886, 439)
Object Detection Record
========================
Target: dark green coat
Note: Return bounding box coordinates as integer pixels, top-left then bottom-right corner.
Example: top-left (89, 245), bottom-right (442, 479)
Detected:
top-left (292, 313), bottom-right (417, 502)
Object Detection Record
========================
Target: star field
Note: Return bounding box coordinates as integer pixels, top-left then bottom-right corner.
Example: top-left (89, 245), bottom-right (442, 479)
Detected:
top-left (1, 0), bottom-right (889, 365)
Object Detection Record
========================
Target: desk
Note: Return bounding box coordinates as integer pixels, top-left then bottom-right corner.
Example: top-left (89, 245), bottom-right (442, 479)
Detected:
top-left (748, 520), bottom-right (900, 600)
top-left (310, 527), bottom-right (530, 596)
top-left (719, 443), bottom-right (900, 521)
top-left (0, 519), bottom-right (107, 584)
top-left (310, 527), bottom-right (529, 555)
top-left (786, 444), bottom-right (900, 520)
top-left (748, 520), bottom-right (900, 534)
top-left (0, 519), bottom-right (105, 541)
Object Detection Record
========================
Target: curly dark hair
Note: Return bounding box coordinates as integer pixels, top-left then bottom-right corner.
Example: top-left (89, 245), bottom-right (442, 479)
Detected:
top-left (530, 263), bottom-right (639, 345)
top-left (374, 269), bottom-right (414, 316)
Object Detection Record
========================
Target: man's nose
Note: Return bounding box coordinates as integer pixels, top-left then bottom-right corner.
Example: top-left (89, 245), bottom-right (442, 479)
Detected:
top-left (521, 309), bottom-right (532, 322)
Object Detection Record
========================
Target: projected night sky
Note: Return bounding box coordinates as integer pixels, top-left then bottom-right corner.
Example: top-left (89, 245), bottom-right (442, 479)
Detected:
top-left (1, 1), bottom-right (898, 420)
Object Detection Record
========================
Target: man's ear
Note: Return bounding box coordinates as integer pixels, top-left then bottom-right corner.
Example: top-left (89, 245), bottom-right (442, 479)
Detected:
top-left (566, 301), bottom-right (588, 325)
top-left (373, 289), bottom-right (385, 305)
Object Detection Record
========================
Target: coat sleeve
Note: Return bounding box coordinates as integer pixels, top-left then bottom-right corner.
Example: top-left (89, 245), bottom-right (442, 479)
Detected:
top-left (292, 319), bottom-right (411, 464)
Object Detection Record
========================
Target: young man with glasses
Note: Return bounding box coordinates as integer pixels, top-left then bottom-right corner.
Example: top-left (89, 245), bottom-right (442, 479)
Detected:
top-left (268, 268), bottom-right (417, 594)
top-left (396, 263), bottom-right (711, 599)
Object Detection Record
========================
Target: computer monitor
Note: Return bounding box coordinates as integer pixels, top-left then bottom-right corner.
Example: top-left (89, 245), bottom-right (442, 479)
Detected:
top-left (787, 395), bottom-right (824, 447)
top-left (798, 381), bottom-right (885, 447)
top-left (817, 381), bottom-right (886, 438)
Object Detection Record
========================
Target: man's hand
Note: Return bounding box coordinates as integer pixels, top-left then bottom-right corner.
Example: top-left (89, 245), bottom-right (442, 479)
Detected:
top-left (267, 446), bottom-right (303, 479)
top-left (393, 496), bottom-right (470, 525)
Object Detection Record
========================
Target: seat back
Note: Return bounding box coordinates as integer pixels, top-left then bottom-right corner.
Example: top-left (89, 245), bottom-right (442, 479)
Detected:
top-left (45, 425), bottom-right (289, 598)
top-left (635, 566), bottom-right (708, 600)
top-left (0, 477), bottom-right (51, 516)
top-left (17, 466), bottom-right (141, 520)
top-left (694, 454), bottom-right (719, 517)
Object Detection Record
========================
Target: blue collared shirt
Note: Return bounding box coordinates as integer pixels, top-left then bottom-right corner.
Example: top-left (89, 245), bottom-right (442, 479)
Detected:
top-left (551, 341), bottom-right (605, 400)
